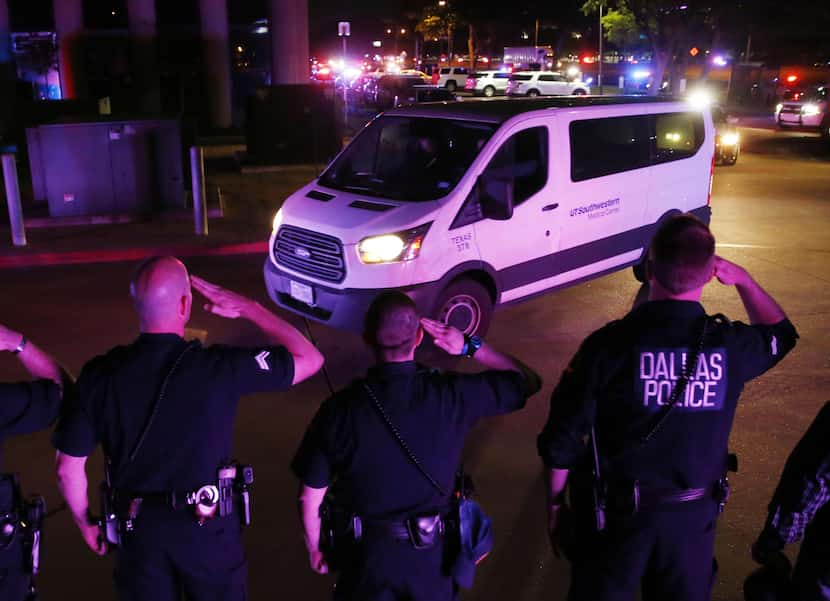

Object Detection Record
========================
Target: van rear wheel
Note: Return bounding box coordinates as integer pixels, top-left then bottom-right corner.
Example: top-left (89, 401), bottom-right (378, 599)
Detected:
top-left (483, 85), bottom-right (496, 97)
top-left (446, 80), bottom-right (457, 92)
top-left (527, 89), bottom-right (540, 97)
top-left (433, 279), bottom-right (493, 337)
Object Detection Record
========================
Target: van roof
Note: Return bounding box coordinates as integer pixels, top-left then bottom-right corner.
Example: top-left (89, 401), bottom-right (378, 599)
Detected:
top-left (389, 95), bottom-right (687, 124)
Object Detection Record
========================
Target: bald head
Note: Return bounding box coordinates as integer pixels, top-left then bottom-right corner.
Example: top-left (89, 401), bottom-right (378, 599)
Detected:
top-left (130, 256), bottom-right (192, 333)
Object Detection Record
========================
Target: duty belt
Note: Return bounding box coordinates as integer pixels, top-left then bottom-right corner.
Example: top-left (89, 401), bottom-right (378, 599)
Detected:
top-left (118, 485), bottom-right (222, 511)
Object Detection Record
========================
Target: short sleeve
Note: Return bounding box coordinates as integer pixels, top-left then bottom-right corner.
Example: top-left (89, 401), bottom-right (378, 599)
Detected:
top-left (209, 345), bottom-right (295, 396)
top-left (0, 380), bottom-right (61, 436)
top-left (537, 335), bottom-right (602, 469)
top-left (450, 370), bottom-right (527, 424)
top-left (730, 319), bottom-right (798, 382)
top-left (51, 367), bottom-right (99, 458)
top-left (291, 397), bottom-right (337, 488)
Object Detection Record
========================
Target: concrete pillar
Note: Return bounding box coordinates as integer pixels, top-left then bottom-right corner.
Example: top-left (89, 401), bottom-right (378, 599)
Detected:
top-left (0, 0), bottom-right (10, 64)
top-left (53, 0), bottom-right (84, 99)
top-left (269, 0), bottom-right (309, 85)
top-left (127, 0), bottom-right (161, 113)
top-left (199, 0), bottom-right (232, 129)
top-left (0, 0), bottom-right (13, 142)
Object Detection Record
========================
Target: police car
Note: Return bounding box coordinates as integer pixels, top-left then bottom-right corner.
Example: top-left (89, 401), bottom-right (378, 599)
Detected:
top-left (264, 97), bottom-right (715, 336)
top-left (775, 85), bottom-right (829, 135)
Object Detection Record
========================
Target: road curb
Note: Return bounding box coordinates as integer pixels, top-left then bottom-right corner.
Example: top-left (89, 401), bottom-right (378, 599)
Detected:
top-left (0, 241), bottom-right (268, 269)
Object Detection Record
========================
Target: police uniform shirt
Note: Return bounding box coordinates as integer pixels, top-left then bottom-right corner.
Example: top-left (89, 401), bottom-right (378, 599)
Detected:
top-left (292, 361), bottom-right (526, 519)
top-left (0, 380), bottom-right (61, 508)
top-left (538, 300), bottom-right (798, 490)
top-left (51, 334), bottom-right (294, 492)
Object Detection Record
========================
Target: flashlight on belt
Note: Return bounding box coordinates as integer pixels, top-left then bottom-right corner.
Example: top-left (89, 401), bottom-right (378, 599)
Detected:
top-left (237, 465), bottom-right (254, 526)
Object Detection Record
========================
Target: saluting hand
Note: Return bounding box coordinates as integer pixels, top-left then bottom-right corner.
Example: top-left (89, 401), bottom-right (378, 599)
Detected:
top-left (0, 323), bottom-right (22, 353)
top-left (713, 256), bottom-right (750, 287)
top-left (191, 276), bottom-right (254, 319)
top-left (420, 318), bottom-right (465, 356)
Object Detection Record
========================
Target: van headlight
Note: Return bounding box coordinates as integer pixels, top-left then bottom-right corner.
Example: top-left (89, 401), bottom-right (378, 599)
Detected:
top-left (721, 132), bottom-right (739, 146)
top-left (271, 208), bottom-right (284, 233)
top-left (358, 223), bottom-right (432, 264)
top-left (801, 103), bottom-right (820, 116)
top-left (775, 103), bottom-right (783, 113)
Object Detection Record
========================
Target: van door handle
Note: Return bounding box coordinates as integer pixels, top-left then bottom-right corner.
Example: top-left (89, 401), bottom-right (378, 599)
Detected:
top-left (542, 203), bottom-right (559, 212)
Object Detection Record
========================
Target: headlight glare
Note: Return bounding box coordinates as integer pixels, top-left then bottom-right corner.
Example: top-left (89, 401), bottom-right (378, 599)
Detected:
top-left (358, 223), bottom-right (432, 264)
top-left (801, 103), bottom-right (820, 116)
top-left (272, 208), bottom-right (284, 232)
top-left (775, 103), bottom-right (783, 113)
top-left (721, 132), bottom-right (739, 146)
top-left (358, 235), bottom-right (406, 263)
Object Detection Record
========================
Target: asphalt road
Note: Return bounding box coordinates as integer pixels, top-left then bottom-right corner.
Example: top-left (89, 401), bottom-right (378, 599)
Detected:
top-left (1, 125), bottom-right (828, 600)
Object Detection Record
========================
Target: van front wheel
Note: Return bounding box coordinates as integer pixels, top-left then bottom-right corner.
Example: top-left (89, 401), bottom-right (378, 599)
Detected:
top-left (633, 258), bottom-right (647, 282)
top-left (433, 279), bottom-right (493, 337)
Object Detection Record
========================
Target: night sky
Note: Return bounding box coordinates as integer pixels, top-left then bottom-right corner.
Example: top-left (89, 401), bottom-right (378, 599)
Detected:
top-left (5, 0), bottom-right (830, 63)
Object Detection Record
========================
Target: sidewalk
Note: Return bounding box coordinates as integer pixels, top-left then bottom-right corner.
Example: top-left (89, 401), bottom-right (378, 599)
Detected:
top-left (0, 163), bottom-right (320, 269)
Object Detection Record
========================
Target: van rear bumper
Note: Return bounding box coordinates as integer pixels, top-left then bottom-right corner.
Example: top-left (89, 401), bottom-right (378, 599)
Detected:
top-left (263, 259), bottom-right (441, 332)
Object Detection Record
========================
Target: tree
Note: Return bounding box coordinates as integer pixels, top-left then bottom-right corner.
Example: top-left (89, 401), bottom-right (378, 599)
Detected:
top-left (416, 7), bottom-right (458, 61)
top-left (582, 0), bottom-right (719, 95)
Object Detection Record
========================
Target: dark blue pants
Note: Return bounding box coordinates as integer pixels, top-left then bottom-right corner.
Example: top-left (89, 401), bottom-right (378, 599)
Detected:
top-left (568, 500), bottom-right (719, 601)
top-left (790, 504), bottom-right (830, 600)
top-left (115, 506), bottom-right (247, 601)
top-left (334, 534), bottom-right (458, 601)
top-left (0, 538), bottom-right (30, 601)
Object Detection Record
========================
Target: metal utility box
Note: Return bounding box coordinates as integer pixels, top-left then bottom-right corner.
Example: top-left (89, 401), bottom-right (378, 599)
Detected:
top-left (26, 118), bottom-right (184, 217)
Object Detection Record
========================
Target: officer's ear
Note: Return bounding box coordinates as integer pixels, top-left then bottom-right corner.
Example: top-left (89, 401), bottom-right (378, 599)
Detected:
top-left (179, 292), bottom-right (192, 321)
top-left (414, 325), bottom-right (424, 349)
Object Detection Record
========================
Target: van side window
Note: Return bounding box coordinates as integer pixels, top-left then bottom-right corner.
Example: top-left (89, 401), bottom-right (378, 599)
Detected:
top-left (451, 127), bottom-right (548, 228)
top-left (653, 112), bottom-right (705, 163)
top-left (570, 116), bottom-right (650, 181)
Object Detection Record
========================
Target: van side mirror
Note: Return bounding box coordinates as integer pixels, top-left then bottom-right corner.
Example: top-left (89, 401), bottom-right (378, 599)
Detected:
top-left (478, 176), bottom-right (514, 221)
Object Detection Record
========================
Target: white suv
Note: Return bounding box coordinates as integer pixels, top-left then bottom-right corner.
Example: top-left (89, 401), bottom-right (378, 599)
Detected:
top-left (464, 70), bottom-right (512, 97)
top-left (506, 71), bottom-right (589, 97)
top-left (775, 85), bottom-right (829, 135)
top-left (435, 67), bottom-right (469, 92)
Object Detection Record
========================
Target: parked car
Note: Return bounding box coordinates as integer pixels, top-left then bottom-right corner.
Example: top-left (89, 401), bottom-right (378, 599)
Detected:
top-left (366, 75), bottom-right (456, 108)
top-left (712, 106), bottom-right (739, 165)
top-left (435, 67), bottom-right (469, 91)
top-left (464, 70), bottom-right (512, 97)
top-left (400, 69), bottom-right (431, 82)
top-left (506, 71), bottom-right (590, 96)
top-left (775, 85), bottom-right (829, 133)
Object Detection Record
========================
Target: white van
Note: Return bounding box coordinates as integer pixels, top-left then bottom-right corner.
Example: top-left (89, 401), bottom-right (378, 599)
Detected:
top-left (264, 96), bottom-right (714, 335)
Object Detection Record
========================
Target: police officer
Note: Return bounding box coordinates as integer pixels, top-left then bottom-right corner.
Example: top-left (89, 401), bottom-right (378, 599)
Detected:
top-left (0, 322), bottom-right (67, 600)
top-left (292, 291), bottom-right (541, 601)
top-left (52, 256), bottom-right (323, 600)
top-left (538, 214), bottom-right (799, 601)
top-left (750, 400), bottom-right (830, 600)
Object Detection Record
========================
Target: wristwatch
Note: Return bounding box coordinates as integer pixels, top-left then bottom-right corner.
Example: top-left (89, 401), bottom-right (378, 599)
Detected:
top-left (12, 336), bottom-right (27, 355)
top-left (461, 335), bottom-right (483, 358)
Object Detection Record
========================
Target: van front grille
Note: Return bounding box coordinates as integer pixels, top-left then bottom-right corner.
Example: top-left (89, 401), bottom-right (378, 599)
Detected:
top-left (274, 225), bottom-right (346, 283)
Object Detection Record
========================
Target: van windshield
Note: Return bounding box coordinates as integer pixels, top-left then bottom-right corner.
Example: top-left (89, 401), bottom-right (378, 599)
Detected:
top-left (319, 116), bottom-right (497, 201)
